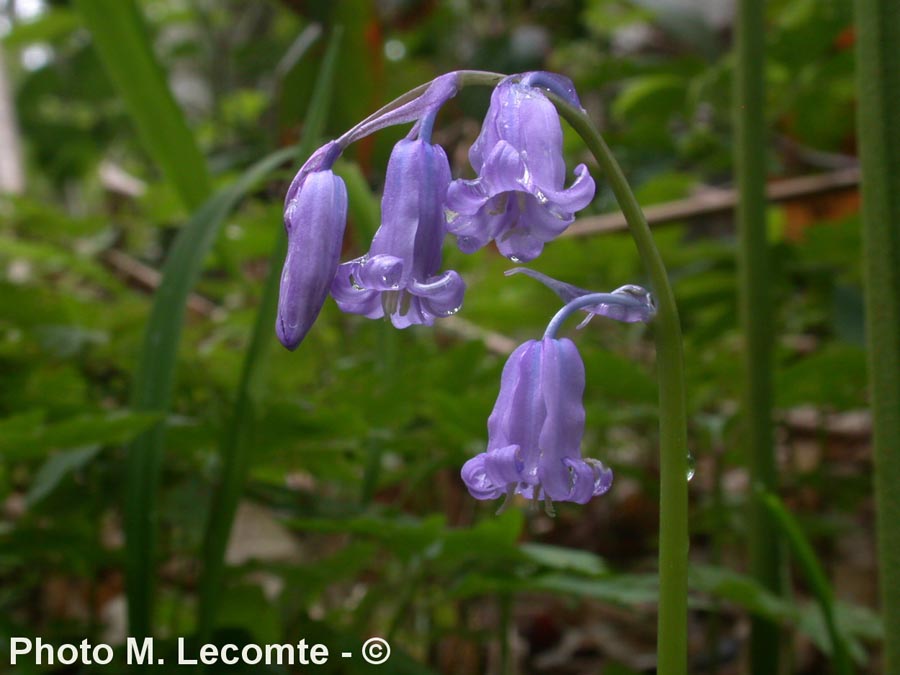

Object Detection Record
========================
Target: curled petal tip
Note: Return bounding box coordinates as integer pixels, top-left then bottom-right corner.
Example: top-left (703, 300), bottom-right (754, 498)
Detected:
top-left (519, 71), bottom-right (582, 108)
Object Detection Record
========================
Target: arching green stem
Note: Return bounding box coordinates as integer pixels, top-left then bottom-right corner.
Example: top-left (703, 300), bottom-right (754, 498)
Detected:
top-left (549, 96), bottom-right (690, 675)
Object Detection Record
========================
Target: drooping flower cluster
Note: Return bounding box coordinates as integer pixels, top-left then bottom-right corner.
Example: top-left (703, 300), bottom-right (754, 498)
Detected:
top-left (276, 70), bottom-right (657, 509)
top-left (276, 72), bottom-right (594, 349)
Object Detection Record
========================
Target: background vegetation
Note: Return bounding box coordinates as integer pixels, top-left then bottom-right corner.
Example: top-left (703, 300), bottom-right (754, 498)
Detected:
top-left (0, 1), bottom-right (884, 673)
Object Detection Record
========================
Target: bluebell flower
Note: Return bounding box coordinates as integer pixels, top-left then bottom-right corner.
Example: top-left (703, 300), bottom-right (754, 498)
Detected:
top-left (444, 74), bottom-right (596, 262)
top-left (276, 73), bottom-right (462, 348)
top-left (331, 138), bottom-right (465, 328)
top-left (461, 337), bottom-right (613, 509)
top-left (276, 157), bottom-right (348, 350)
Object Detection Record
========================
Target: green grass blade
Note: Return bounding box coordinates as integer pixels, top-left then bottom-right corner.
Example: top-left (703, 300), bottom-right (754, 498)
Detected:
top-left (760, 492), bottom-right (853, 674)
top-left (854, 0), bottom-right (900, 671)
top-left (734, 1), bottom-right (784, 671)
top-left (124, 146), bottom-right (295, 638)
top-left (196, 29), bottom-right (343, 640)
top-left (74, 0), bottom-right (211, 210)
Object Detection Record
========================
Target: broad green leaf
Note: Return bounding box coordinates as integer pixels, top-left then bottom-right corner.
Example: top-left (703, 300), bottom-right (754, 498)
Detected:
top-left (74, 0), bottom-right (211, 209)
top-left (287, 514), bottom-right (446, 560)
top-left (798, 602), bottom-right (882, 665)
top-left (688, 564), bottom-right (795, 623)
top-left (0, 233), bottom-right (118, 286)
top-left (612, 74), bottom-right (686, 123)
top-left (26, 445), bottom-right (101, 506)
top-left (0, 411), bottom-right (160, 460)
top-left (531, 572), bottom-right (660, 606)
top-left (273, 541), bottom-right (378, 607)
top-left (2, 8), bottom-right (81, 48)
top-left (519, 542), bottom-right (608, 576)
top-left (440, 509), bottom-right (524, 559)
top-left (213, 584), bottom-right (282, 645)
top-left (775, 344), bottom-right (868, 410)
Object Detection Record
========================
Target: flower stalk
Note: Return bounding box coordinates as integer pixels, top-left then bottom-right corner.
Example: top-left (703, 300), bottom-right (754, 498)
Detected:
top-left (854, 0), bottom-right (900, 670)
top-left (276, 70), bottom-right (690, 673)
top-left (548, 96), bottom-right (690, 675)
top-left (734, 1), bottom-right (785, 671)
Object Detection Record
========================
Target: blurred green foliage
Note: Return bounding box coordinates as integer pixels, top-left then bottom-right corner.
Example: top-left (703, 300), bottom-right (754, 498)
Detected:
top-left (0, 0), bottom-right (879, 672)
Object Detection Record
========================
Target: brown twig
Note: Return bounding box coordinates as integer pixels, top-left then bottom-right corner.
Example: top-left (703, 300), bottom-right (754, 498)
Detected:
top-left (563, 167), bottom-right (861, 238)
top-left (101, 249), bottom-right (219, 318)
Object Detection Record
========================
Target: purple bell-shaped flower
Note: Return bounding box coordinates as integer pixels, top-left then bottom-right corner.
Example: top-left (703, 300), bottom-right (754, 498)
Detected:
top-left (461, 337), bottom-right (613, 509)
top-left (445, 75), bottom-right (596, 263)
top-left (331, 138), bottom-right (465, 328)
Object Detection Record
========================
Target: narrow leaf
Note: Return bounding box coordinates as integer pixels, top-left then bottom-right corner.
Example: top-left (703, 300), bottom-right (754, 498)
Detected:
top-left (74, 0), bottom-right (211, 209)
top-left (0, 411), bottom-right (160, 459)
top-left (761, 492), bottom-right (853, 674)
top-left (27, 446), bottom-right (101, 506)
top-left (124, 146), bottom-right (295, 638)
top-left (196, 29), bottom-right (343, 639)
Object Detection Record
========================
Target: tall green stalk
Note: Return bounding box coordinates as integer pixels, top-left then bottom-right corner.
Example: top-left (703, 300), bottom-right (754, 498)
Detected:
top-left (734, 1), bottom-right (784, 672)
top-left (552, 99), bottom-right (689, 675)
top-left (854, 0), bottom-right (900, 671)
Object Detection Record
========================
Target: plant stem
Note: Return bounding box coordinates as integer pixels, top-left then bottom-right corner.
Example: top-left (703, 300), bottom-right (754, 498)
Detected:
top-left (734, 1), bottom-right (784, 672)
top-left (551, 98), bottom-right (689, 675)
top-left (854, 0), bottom-right (900, 671)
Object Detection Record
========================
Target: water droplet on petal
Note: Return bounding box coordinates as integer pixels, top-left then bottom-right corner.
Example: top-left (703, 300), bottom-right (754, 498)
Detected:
top-left (440, 305), bottom-right (461, 316)
top-left (508, 255), bottom-right (521, 263)
top-left (349, 274), bottom-right (364, 291)
top-left (686, 451), bottom-right (696, 481)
